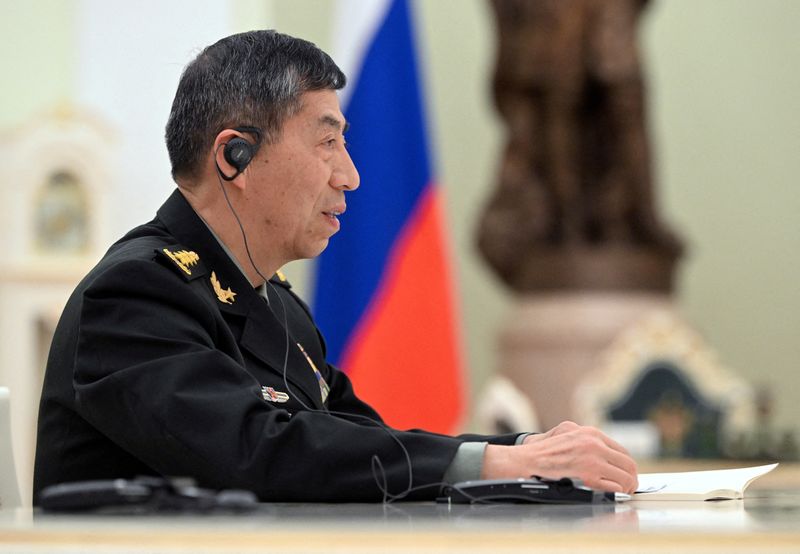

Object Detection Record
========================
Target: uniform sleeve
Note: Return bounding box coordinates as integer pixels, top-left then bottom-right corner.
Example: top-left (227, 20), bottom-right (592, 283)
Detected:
top-left (72, 259), bottom-right (466, 502)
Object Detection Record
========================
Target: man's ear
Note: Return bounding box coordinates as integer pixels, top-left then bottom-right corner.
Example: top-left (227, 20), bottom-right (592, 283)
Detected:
top-left (213, 129), bottom-right (253, 185)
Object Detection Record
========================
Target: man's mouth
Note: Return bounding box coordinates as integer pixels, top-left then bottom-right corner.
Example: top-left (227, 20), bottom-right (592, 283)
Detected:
top-left (322, 204), bottom-right (346, 223)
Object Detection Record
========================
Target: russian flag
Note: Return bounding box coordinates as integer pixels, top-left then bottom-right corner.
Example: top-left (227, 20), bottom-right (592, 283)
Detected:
top-left (312, 0), bottom-right (465, 433)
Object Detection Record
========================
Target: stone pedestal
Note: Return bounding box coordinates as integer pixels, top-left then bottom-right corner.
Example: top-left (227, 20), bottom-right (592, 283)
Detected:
top-left (496, 292), bottom-right (672, 431)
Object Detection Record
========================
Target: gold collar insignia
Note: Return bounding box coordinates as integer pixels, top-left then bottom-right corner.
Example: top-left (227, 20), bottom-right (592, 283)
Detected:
top-left (210, 271), bottom-right (237, 304)
top-left (163, 248), bottom-right (200, 276)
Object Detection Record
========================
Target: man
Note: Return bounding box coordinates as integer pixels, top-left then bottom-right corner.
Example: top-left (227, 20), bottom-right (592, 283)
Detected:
top-left (34, 30), bottom-right (637, 503)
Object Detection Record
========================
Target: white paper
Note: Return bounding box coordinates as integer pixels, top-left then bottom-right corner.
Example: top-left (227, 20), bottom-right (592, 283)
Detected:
top-left (635, 463), bottom-right (778, 499)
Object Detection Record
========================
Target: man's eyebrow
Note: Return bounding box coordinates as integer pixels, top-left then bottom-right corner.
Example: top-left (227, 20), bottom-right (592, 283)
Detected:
top-left (319, 115), bottom-right (349, 134)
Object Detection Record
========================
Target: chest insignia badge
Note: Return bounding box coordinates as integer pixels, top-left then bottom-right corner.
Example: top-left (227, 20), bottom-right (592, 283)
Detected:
top-left (210, 271), bottom-right (237, 304)
top-left (163, 248), bottom-right (200, 276)
top-left (262, 386), bottom-right (290, 403)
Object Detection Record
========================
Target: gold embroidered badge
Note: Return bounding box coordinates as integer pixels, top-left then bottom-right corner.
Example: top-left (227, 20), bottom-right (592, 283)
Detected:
top-left (275, 269), bottom-right (288, 282)
top-left (210, 271), bottom-right (237, 304)
top-left (163, 248), bottom-right (200, 276)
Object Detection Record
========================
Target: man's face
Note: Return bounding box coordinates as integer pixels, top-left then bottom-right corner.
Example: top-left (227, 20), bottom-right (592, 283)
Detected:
top-left (241, 89), bottom-right (359, 265)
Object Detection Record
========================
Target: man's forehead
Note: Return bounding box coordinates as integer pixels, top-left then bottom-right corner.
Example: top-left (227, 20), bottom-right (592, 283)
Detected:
top-left (294, 90), bottom-right (349, 132)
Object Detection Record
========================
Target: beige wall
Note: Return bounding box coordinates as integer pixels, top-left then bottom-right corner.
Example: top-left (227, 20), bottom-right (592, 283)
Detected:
top-left (643, 1), bottom-right (800, 432)
top-left (0, 2), bottom-right (76, 129)
top-left (1, 0), bottom-right (798, 437)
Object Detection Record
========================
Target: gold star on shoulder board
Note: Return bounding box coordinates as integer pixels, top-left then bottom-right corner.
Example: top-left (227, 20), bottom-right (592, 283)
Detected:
top-left (210, 271), bottom-right (237, 304)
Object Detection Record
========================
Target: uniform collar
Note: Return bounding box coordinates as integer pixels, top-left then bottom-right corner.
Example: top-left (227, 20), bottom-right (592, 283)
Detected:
top-left (156, 189), bottom-right (256, 315)
top-left (155, 189), bottom-right (323, 409)
top-left (193, 205), bottom-right (270, 303)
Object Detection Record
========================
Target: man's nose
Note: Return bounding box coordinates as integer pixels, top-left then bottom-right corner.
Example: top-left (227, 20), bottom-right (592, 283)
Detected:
top-left (331, 147), bottom-right (360, 191)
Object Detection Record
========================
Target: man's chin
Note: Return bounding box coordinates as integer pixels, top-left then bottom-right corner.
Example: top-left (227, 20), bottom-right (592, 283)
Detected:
top-left (300, 239), bottom-right (330, 260)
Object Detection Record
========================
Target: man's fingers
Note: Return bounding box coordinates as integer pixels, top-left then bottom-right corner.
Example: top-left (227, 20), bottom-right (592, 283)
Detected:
top-left (487, 422), bottom-right (639, 494)
top-left (545, 422), bottom-right (634, 459)
top-left (595, 460), bottom-right (638, 493)
top-left (532, 428), bottom-right (639, 493)
top-left (594, 477), bottom-right (625, 494)
top-left (605, 444), bottom-right (638, 476)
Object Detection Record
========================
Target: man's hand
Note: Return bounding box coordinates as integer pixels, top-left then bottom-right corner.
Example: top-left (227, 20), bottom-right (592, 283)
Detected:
top-left (481, 421), bottom-right (638, 494)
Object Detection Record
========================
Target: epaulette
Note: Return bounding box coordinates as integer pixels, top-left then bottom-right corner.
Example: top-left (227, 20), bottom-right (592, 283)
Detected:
top-left (270, 269), bottom-right (292, 289)
top-left (154, 245), bottom-right (207, 281)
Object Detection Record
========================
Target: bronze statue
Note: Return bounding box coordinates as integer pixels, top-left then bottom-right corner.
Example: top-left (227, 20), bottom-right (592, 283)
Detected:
top-left (478, 0), bottom-right (683, 292)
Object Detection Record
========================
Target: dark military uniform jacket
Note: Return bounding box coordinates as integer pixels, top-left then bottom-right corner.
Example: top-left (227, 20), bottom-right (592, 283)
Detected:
top-left (34, 190), bottom-right (517, 503)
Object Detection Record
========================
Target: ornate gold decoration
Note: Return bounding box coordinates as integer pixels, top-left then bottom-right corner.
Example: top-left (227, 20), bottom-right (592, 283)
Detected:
top-left (163, 248), bottom-right (199, 276)
top-left (210, 271), bottom-right (236, 304)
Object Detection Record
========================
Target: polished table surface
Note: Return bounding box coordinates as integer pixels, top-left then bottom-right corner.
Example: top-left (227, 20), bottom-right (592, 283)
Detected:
top-left (2, 464), bottom-right (800, 553)
top-left (1, 492), bottom-right (799, 553)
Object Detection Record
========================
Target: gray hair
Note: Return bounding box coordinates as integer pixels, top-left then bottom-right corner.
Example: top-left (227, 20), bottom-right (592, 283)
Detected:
top-left (165, 30), bottom-right (346, 182)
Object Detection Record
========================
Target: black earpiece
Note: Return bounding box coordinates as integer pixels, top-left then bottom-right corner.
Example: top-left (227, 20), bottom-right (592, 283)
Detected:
top-left (224, 138), bottom-right (254, 173)
top-left (217, 126), bottom-right (263, 181)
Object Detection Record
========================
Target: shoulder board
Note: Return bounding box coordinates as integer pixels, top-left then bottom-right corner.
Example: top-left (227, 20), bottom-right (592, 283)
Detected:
top-left (154, 245), bottom-right (207, 281)
top-left (269, 269), bottom-right (292, 289)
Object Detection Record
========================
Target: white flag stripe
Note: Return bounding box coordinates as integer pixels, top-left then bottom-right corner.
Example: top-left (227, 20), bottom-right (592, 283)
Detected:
top-left (333, 0), bottom-right (392, 108)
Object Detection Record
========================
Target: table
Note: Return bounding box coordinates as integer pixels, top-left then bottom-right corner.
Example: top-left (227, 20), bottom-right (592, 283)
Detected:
top-left (1, 489), bottom-right (799, 553)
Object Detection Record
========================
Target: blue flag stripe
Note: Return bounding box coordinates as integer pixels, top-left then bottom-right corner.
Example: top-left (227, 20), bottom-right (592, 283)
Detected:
top-left (313, 0), bottom-right (432, 366)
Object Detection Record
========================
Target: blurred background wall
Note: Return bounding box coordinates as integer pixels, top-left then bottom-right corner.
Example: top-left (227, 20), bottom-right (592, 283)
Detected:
top-left (1, 0), bottom-right (798, 497)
